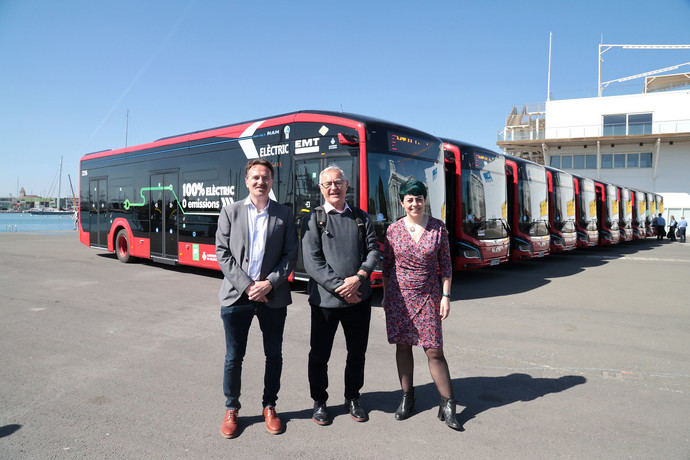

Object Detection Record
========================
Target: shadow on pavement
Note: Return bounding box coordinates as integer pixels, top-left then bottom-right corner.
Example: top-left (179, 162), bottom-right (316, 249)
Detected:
top-left (0, 424), bottom-right (22, 438)
top-left (453, 240), bottom-right (665, 300)
top-left (362, 373), bottom-right (586, 431)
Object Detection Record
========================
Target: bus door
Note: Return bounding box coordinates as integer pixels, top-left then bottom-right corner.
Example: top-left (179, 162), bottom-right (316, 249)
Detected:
top-left (88, 178), bottom-right (108, 248)
top-left (293, 156), bottom-right (356, 273)
top-left (149, 172), bottom-right (180, 260)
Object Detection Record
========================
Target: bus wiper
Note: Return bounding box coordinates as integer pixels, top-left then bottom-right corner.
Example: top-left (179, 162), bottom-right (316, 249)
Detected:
top-left (484, 218), bottom-right (511, 233)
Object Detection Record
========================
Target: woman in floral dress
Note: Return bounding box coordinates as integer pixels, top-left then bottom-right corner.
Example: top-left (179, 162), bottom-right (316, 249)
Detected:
top-left (382, 179), bottom-right (460, 430)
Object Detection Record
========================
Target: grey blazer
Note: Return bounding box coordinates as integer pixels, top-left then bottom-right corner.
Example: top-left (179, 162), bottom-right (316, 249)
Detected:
top-left (215, 199), bottom-right (298, 308)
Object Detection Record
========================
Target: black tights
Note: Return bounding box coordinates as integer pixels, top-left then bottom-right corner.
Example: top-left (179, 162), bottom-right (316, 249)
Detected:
top-left (396, 344), bottom-right (453, 399)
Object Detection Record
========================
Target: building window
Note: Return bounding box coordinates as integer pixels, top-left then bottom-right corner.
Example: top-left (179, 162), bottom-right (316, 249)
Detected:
top-left (561, 155), bottom-right (572, 169)
top-left (628, 114), bottom-right (653, 135)
top-left (614, 154), bottom-right (626, 168)
top-left (585, 155), bottom-right (597, 169)
top-left (601, 154), bottom-right (613, 168)
top-left (640, 153), bottom-right (652, 168)
top-left (603, 113), bottom-right (652, 136)
top-left (603, 115), bottom-right (627, 136)
top-left (550, 156), bottom-right (560, 168)
top-left (573, 155), bottom-right (585, 169)
top-left (627, 153), bottom-right (639, 168)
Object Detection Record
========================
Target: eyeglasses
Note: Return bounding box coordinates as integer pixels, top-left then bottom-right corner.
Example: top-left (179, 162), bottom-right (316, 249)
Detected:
top-left (319, 180), bottom-right (346, 189)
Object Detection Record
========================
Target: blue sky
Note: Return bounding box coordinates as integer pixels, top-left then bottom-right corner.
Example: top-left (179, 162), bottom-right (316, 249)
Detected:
top-left (1, 0), bottom-right (689, 198)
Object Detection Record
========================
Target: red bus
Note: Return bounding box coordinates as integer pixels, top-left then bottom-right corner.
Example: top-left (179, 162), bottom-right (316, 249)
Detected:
top-left (594, 180), bottom-right (620, 245)
top-left (646, 192), bottom-right (657, 237)
top-left (545, 166), bottom-right (577, 252)
top-left (617, 186), bottom-right (633, 242)
top-left (631, 189), bottom-right (647, 239)
top-left (441, 139), bottom-right (509, 269)
top-left (572, 175), bottom-right (598, 247)
top-left (504, 154), bottom-right (550, 260)
top-left (78, 110), bottom-right (446, 284)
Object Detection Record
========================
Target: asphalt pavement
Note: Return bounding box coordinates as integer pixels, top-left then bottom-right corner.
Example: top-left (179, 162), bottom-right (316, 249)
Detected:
top-left (1, 232), bottom-right (688, 459)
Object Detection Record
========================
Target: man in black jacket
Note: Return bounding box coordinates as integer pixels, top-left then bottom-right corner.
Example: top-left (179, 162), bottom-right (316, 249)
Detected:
top-left (302, 165), bottom-right (380, 425)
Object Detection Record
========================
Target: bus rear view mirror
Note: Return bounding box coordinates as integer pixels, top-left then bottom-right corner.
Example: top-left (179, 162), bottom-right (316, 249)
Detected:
top-left (338, 132), bottom-right (359, 145)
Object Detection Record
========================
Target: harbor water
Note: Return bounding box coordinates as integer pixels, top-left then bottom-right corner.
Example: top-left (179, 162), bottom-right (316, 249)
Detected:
top-left (0, 212), bottom-right (77, 233)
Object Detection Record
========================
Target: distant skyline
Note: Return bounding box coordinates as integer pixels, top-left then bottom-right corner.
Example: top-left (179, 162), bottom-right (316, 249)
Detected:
top-left (1, 0), bottom-right (689, 197)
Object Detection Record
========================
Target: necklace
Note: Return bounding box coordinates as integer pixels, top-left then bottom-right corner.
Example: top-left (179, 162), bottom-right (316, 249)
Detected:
top-left (405, 218), bottom-right (422, 233)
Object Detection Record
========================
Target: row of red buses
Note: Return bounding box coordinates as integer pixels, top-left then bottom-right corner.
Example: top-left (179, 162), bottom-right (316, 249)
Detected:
top-left (78, 110), bottom-right (447, 284)
top-left (79, 112), bottom-right (665, 277)
top-left (440, 141), bottom-right (665, 270)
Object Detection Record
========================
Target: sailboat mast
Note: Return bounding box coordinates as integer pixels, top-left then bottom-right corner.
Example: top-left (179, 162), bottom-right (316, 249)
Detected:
top-left (58, 156), bottom-right (63, 209)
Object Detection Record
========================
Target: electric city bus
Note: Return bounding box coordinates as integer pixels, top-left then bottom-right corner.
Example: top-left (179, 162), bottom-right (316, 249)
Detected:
top-left (545, 166), bottom-right (577, 253)
top-left (441, 139), bottom-right (509, 269)
top-left (504, 154), bottom-right (550, 260)
top-left (594, 180), bottom-right (620, 246)
top-left (78, 110), bottom-right (445, 285)
top-left (646, 192), bottom-right (657, 237)
top-left (631, 189), bottom-right (647, 239)
top-left (617, 186), bottom-right (633, 242)
top-left (572, 175), bottom-right (598, 247)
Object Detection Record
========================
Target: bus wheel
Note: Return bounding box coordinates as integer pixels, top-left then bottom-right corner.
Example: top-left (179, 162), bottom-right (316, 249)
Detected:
top-left (115, 229), bottom-right (132, 263)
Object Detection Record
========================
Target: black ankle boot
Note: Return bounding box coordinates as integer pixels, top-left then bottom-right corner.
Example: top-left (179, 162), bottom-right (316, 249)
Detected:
top-left (437, 397), bottom-right (461, 431)
top-left (394, 389), bottom-right (415, 420)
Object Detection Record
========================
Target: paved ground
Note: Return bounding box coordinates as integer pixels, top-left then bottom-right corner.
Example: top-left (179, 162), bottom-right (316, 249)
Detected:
top-left (0, 232), bottom-right (688, 459)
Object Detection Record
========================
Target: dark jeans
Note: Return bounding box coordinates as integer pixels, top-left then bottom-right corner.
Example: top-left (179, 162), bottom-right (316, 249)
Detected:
top-left (680, 227), bottom-right (686, 242)
top-left (308, 300), bottom-right (371, 403)
top-left (221, 301), bottom-right (287, 410)
top-left (657, 226), bottom-right (665, 240)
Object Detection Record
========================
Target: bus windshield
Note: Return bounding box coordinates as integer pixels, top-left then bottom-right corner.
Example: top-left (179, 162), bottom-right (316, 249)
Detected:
top-left (635, 192), bottom-right (646, 225)
top-left (366, 126), bottom-right (444, 240)
top-left (460, 150), bottom-right (507, 240)
top-left (518, 163), bottom-right (548, 236)
top-left (621, 188), bottom-right (632, 228)
top-left (606, 184), bottom-right (619, 230)
top-left (647, 193), bottom-right (655, 222)
top-left (580, 179), bottom-right (597, 231)
top-left (554, 171), bottom-right (575, 233)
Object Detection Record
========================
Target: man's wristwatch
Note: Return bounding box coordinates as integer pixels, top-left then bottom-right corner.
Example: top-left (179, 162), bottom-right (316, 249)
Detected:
top-left (356, 273), bottom-right (367, 282)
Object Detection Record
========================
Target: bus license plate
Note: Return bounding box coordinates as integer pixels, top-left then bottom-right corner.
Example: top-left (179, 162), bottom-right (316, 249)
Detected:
top-left (537, 251), bottom-right (544, 257)
top-left (490, 258), bottom-right (500, 266)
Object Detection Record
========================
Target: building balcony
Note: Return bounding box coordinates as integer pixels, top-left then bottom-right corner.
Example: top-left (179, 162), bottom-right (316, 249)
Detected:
top-left (498, 118), bottom-right (690, 143)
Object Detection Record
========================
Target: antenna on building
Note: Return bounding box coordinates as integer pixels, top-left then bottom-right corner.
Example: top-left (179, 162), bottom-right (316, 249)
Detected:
top-left (547, 32), bottom-right (553, 101)
top-left (598, 43), bottom-right (690, 96)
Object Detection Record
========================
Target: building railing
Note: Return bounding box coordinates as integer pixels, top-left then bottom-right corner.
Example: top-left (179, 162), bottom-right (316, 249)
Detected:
top-left (498, 118), bottom-right (690, 142)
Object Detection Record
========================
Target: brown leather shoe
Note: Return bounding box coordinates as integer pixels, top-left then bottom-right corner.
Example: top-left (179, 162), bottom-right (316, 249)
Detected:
top-left (221, 409), bottom-right (239, 438)
top-left (263, 406), bottom-right (283, 435)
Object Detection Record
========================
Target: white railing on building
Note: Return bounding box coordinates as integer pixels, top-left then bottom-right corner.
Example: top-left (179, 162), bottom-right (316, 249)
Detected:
top-left (498, 118), bottom-right (690, 141)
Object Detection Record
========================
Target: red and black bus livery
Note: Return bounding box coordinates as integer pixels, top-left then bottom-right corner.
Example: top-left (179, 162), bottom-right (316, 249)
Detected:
top-left (545, 166), bottom-right (577, 252)
top-left (572, 175), bottom-right (598, 247)
top-left (442, 139), bottom-right (509, 269)
top-left (594, 180), bottom-right (620, 246)
top-left (504, 154), bottom-right (550, 260)
top-left (78, 110), bottom-right (446, 284)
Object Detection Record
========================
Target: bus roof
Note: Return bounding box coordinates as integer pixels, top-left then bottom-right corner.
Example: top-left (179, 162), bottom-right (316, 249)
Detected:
top-left (82, 110), bottom-right (440, 161)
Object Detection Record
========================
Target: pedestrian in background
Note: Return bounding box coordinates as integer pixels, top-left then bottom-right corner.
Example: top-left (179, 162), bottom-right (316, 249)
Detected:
top-left (668, 215), bottom-right (678, 241)
top-left (678, 216), bottom-right (687, 243)
top-left (656, 213), bottom-right (666, 240)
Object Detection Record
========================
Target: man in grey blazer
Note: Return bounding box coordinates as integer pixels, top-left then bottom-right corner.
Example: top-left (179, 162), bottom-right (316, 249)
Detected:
top-left (216, 158), bottom-right (298, 438)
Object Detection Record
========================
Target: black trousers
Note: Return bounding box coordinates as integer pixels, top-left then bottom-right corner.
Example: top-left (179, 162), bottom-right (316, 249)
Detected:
top-left (308, 300), bottom-right (371, 403)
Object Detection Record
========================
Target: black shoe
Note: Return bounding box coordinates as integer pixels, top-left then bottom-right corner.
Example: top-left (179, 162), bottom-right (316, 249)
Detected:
top-left (312, 401), bottom-right (330, 426)
top-left (345, 398), bottom-right (368, 422)
top-left (437, 398), bottom-right (461, 431)
top-left (394, 389), bottom-right (415, 420)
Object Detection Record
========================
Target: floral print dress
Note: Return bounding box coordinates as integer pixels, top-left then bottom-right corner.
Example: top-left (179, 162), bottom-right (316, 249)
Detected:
top-left (383, 216), bottom-right (452, 348)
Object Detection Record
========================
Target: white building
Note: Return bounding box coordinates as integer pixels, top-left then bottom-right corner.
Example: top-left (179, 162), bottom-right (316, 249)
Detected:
top-left (497, 81), bottom-right (690, 220)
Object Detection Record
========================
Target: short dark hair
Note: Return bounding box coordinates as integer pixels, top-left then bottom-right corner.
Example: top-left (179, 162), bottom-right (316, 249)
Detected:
top-left (245, 159), bottom-right (274, 179)
top-left (399, 179), bottom-right (427, 201)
